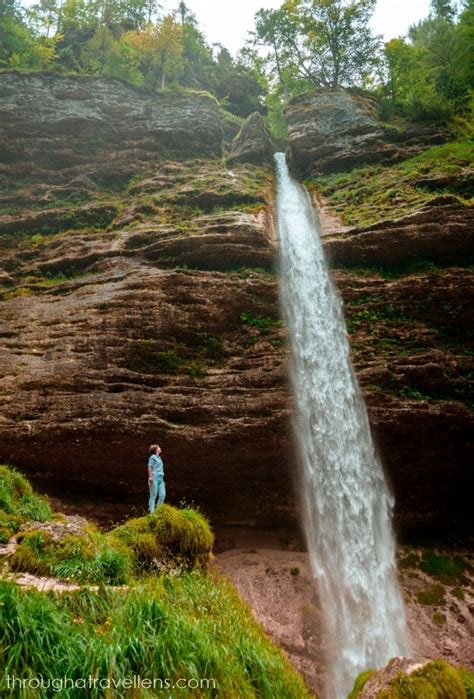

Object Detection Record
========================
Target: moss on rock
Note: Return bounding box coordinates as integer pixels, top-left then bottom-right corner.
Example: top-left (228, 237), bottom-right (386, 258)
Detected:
top-left (2, 466), bottom-right (213, 583)
top-left (112, 504), bottom-right (214, 572)
top-left (377, 660), bottom-right (466, 699)
top-left (349, 669), bottom-right (376, 697)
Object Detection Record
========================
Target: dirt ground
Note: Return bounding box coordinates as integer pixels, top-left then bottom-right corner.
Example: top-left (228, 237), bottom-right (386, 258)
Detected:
top-left (214, 547), bottom-right (474, 696)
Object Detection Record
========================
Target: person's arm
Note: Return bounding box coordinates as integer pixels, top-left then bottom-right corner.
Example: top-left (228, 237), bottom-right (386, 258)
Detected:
top-left (148, 458), bottom-right (154, 483)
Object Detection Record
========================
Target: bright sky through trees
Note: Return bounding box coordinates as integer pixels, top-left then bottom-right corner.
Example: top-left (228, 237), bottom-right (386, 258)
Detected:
top-left (18, 0), bottom-right (443, 54)
top-left (175, 0), bottom-right (432, 54)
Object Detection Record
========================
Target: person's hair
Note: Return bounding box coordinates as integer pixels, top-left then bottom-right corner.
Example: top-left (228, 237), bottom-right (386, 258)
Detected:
top-left (149, 444), bottom-right (159, 455)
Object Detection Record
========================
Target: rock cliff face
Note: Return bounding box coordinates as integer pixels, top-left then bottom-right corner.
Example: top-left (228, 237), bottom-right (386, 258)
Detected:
top-left (0, 72), bottom-right (294, 530)
top-left (285, 89), bottom-right (448, 176)
top-left (0, 73), bottom-right (471, 539)
top-left (0, 72), bottom-right (222, 181)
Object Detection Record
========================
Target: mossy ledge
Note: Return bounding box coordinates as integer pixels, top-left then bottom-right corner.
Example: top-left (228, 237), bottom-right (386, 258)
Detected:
top-left (350, 659), bottom-right (474, 699)
top-left (0, 466), bottom-right (314, 698)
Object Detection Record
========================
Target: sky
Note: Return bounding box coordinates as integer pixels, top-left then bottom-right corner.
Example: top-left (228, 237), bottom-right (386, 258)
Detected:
top-left (178, 0), bottom-right (432, 54)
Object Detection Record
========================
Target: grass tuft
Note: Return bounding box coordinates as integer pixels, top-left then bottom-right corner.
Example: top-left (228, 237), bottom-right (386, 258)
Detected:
top-left (112, 504), bottom-right (214, 573)
top-left (0, 465), bottom-right (52, 531)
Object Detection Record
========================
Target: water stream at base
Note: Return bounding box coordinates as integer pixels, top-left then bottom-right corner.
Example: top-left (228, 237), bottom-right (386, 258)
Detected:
top-left (274, 152), bottom-right (411, 698)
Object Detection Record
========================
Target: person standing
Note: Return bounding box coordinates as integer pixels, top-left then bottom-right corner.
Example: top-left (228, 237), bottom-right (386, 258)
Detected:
top-left (148, 444), bottom-right (166, 513)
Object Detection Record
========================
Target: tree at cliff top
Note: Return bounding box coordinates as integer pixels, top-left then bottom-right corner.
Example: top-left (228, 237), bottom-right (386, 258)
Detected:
top-left (0, 0), bottom-right (57, 68)
top-left (253, 0), bottom-right (382, 92)
top-left (120, 16), bottom-right (183, 89)
top-left (379, 0), bottom-right (473, 122)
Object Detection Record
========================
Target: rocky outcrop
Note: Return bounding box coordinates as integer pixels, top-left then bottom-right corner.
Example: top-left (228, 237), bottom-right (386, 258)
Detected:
top-left (0, 72), bottom-right (223, 187)
top-left (228, 112), bottom-right (275, 166)
top-left (285, 89), bottom-right (447, 176)
top-left (325, 201), bottom-right (474, 268)
top-left (354, 657), bottom-right (467, 698)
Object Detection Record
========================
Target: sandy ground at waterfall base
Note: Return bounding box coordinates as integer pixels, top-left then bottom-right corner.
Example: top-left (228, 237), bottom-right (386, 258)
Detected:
top-left (214, 548), bottom-right (474, 697)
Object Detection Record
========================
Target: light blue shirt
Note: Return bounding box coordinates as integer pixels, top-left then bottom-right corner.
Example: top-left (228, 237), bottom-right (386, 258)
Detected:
top-left (148, 454), bottom-right (164, 479)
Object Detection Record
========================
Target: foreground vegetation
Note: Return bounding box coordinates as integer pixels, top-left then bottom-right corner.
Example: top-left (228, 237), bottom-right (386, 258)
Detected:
top-left (0, 574), bottom-right (311, 698)
top-left (0, 464), bottom-right (53, 543)
top-left (0, 466), bottom-right (312, 698)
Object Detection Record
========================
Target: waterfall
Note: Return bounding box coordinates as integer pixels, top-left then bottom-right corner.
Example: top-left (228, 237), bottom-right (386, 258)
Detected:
top-left (274, 153), bottom-right (411, 698)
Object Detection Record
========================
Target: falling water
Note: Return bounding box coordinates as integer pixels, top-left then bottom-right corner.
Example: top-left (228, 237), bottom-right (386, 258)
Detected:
top-left (274, 153), bottom-right (411, 698)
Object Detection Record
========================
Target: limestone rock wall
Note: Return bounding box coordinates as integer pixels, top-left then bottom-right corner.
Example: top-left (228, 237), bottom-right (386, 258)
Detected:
top-left (0, 73), bottom-right (471, 538)
top-left (285, 89), bottom-right (447, 176)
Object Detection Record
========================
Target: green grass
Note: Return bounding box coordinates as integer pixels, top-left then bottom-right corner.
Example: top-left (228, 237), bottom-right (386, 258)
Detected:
top-left (2, 466), bottom-right (213, 583)
top-left (9, 527), bottom-right (133, 585)
top-left (348, 669), bottom-right (375, 698)
top-left (0, 574), bottom-right (312, 698)
top-left (0, 466), bottom-right (312, 696)
top-left (0, 465), bottom-right (52, 543)
top-left (399, 549), bottom-right (474, 585)
top-left (311, 139), bottom-right (473, 227)
top-left (112, 505), bottom-right (214, 573)
top-left (460, 669), bottom-right (474, 699)
top-left (334, 259), bottom-right (453, 280)
top-left (419, 550), bottom-right (473, 586)
top-left (416, 583), bottom-right (446, 606)
top-left (123, 343), bottom-right (209, 378)
top-left (9, 506), bottom-right (214, 585)
top-left (240, 310), bottom-right (281, 333)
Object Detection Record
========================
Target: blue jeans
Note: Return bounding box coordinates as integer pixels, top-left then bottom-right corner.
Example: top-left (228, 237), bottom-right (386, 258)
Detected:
top-left (149, 477), bottom-right (166, 513)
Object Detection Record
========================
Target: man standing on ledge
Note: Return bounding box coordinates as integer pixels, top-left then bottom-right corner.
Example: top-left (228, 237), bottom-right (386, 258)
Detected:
top-left (148, 444), bottom-right (166, 513)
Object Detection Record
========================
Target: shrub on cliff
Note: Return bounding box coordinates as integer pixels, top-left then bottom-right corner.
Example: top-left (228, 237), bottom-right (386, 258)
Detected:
top-left (0, 465), bottom-right (52, 544)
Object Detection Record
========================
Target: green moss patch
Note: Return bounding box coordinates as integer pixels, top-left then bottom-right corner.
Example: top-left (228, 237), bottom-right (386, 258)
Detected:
top-left (112, 505), bottom-right (214, 573)
top-left (348, 669), bottom-right (376, 698)
top-left (122, 342), bottom-right (208, 378)
top-left (416, 583), bottom-right (446, 606)
top-left (9, 506), bottom-right (213, 585)
top-left (9, 526), bottom-right (133, 585)
top-left (377, 659), bottom-right (466, 699)
top-left (459, 669), bottom-right (474, 699)
top-left (2, 466), bottom-right (213, 584)
top-left (311, 139), bottom-right (473, 228)
top-left (420, 550), bottom-right (473, 586)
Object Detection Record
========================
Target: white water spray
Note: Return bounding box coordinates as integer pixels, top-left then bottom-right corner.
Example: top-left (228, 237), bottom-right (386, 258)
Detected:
top-left (274, 153), bottom-right (411, 698)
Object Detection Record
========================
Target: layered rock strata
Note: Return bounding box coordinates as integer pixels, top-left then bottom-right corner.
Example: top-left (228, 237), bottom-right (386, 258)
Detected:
top-left (1, 73), bottom-right (472, 537)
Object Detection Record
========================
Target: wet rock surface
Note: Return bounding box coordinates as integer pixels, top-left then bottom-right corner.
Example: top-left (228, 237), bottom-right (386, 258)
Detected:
top-left (0, 73), bottom-right (472, 539)
top-left (0, 72), bottom-right (223, 187)
top-left (325, 202), bottom-right (474, 268)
